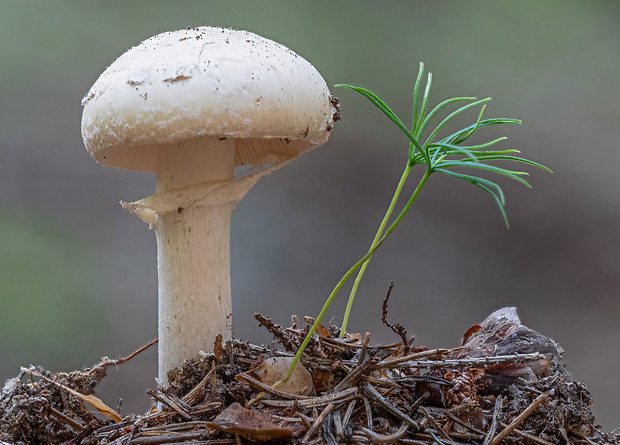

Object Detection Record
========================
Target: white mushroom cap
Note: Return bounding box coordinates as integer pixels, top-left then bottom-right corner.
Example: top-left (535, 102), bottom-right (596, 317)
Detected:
top-left (81, 26), bottom-right (338, 172)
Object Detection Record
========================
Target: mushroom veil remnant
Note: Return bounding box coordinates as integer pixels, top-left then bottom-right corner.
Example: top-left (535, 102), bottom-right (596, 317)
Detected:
top-left (81, 26), bottom-right (339, 383)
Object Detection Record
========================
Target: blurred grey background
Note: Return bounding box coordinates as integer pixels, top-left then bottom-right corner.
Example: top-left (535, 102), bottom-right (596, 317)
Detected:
top-left (1, 0), bottom-right (618, 430)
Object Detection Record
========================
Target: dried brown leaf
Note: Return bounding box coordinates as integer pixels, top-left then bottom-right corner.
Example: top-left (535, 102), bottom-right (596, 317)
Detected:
top-left (207, 402), bottom-right (297, 441)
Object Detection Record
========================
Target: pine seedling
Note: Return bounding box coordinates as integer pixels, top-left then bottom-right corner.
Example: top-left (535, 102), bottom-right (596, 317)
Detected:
top-left (284, 63), bottom-right (550, 382)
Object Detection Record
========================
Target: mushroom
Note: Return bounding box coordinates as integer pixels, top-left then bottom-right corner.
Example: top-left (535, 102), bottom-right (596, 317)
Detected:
top-left (81, 26), bottom-right (339, 383)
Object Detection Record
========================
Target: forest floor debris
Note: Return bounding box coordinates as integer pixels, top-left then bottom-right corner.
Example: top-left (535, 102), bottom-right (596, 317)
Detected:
top-left (1, 308), bottom-right (618, 444)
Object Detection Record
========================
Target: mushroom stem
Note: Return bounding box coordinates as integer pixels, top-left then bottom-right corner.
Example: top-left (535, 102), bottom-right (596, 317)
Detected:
top-left (156, 138), bottom-right (235, 192)
top-left (156, 202), bottom-right (234, 381)
top-left (154, 138), bottom-right (236, 382)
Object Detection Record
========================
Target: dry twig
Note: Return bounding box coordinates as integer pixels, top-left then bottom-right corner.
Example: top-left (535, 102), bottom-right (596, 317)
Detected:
top-left (488, 394), bottom-right (547, 445)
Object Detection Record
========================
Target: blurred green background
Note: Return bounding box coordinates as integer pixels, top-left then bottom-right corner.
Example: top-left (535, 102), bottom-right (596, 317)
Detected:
top-left (1, 0), bottom-right (618, 429)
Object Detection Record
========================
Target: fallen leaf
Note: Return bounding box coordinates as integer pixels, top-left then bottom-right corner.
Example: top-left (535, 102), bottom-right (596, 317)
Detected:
top-left (316, 324), bottom-right (332, 339)
top-left (207, 402), bottom-right (297, 441)
top-left (237, 357), bottom-right (313, 396)
top-left (461, 323), bottom-right (481, 345)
